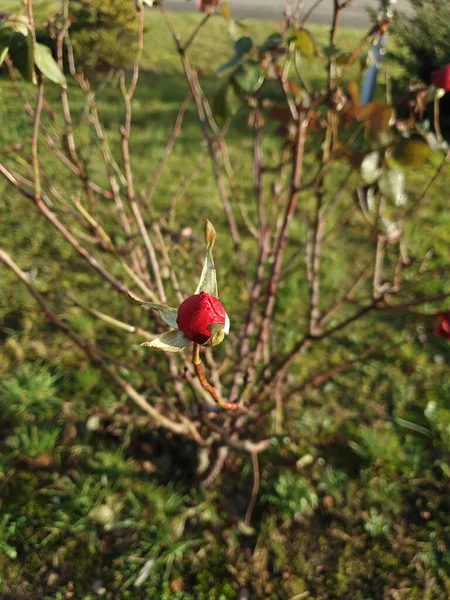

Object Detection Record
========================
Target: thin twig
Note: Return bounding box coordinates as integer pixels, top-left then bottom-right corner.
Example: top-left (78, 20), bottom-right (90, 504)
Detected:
top-left (160, 4), bottom-right (250, 290)
top-left (120, 128), bottom-right (167, 302)
top-left (0, 248), bottom-right (191, 437)
top-left (0, 163), bottom-right (138, 300)
top-left (184, 13), bottom-right (211, 52)
top-left (31, 80), bottom-right (44, 201)
top-left (146, 92), bottom-right (191, 202)
top-left (299, 0), bottom-right (325, 25)
top-left (250, 116), bottom-right (308, 378)
top-left (244, 451), bottom-right (260, 526)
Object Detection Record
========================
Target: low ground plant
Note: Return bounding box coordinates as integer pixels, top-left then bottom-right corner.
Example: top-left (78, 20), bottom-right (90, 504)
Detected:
top-left (0, 0), bottom-right (449, 597)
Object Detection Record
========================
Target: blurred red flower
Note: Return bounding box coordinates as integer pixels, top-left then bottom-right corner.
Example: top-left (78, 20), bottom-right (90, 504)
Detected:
top-left (434, 312), bottom-right (450, 340)
top-left (430, 64), bottom-right (450, 91)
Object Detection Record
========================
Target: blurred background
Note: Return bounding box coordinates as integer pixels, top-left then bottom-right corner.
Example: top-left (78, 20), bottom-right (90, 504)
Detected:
top-left (1, 1), bottom-right (450, 599)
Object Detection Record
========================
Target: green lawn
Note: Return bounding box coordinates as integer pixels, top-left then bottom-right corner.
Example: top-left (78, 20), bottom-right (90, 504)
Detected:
top-left (1, 3), bottom-right (450, 599)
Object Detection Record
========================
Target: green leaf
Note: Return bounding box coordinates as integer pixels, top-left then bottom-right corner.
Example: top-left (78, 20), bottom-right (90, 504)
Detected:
top-left (9, 32), bottom-right (36, 84)
top-left (0, 15), bottom-right (29, 36)
top-left (195, 245), bottom-right (218, 297)
top-left (34, 43), bottom-right (66, 86)
top-left (140, 302), bottom-right (178, 329)
top-left (334, 51), bottom-right (352, 75)
top-left (260, 33), bottom-right (283, 53)
top-left (217, 35), bottom-right (253, 73)
top-left (0, 29), bottom-right (10, 67)
top-left (140, 330), bottom-right (190, 353)
top-left (392, 137), bottom-right (431, 167)
top-left (294, 29), bottom-right (315, 59)
top-left (322, 44), bottom-right (341, 58)
top-left (361, 151), bottom-right (382, 184)
top-left (212, 84), bottom-right (241, 124)
top-left (0, 46), bottom-right (8, 67)
top-left (234, 36), bottom-right (253, 56)
top-left (216, 54), bottom-right (242, 74)
top-left (378, 169), bottom-right (407, 206)
top-left (206, 323), bottom-right (226, 347)
top-left (232, 60), bottom-right (265, 95)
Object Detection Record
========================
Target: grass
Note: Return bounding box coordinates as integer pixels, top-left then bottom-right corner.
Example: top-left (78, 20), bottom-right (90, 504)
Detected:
top-left (1, 3), bottom-right (450, 599)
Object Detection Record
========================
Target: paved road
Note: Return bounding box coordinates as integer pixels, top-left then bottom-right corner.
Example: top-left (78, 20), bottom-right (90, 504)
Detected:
top-left (166, 0), bottom-right (412, 28)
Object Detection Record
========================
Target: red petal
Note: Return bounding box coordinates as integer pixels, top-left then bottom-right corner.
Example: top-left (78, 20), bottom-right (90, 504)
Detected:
top-left (177, 292), bottom-right (226, 344)
top-left (430, 64), bottom-right (450, 91)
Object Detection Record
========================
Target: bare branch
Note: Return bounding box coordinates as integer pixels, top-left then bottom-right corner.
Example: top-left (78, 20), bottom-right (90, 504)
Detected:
top-left (0, 248), bottom-right (191, 438)
top-left (244, 451), bottom-right (260, 526)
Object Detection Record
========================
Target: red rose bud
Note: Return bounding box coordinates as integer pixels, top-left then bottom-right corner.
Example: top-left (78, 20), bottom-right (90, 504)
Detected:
top-left (177, 292), bottom-right (229, 345)
top-left (433, 313), bottom-right (450, 340)
top-left (430, 64), bottom-right (450, 92)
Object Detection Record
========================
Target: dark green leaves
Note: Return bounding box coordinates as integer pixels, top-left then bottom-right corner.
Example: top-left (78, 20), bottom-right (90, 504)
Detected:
top-left (215, 34), bottom-right (263, 107)
top-left (217, 35), bottom-right (253, 73)
top-left (212, 84), bottom-right (241, 124)
top-left (34, 43), bottom-right (66, 87)
top-left (234, 36), bottom-right (253, 56)
top-left (260, 33), bottom-right (283, 53)
top-left (1, 16), bottom-right (66, 87)
top-left (232, 61), bottom-right (264, 94)
top-left (322, 44), bottom-right (340, 58)
top-left (392, 138), bottom-right (431, 167)
top-left (9, 32), bottom-right (36, 84)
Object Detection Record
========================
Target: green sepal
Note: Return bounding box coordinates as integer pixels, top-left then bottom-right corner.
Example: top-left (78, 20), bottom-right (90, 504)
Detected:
top-left (140, 330), bottom-right (190, 353)
top-left (195, 245), bottom-right (218, 297)
top-left (205, 323), bottom-right (226, 347)
top-left (9, 31), bottom-right (36, 84)
top-left (140, 302), bottom-right (178, 329)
